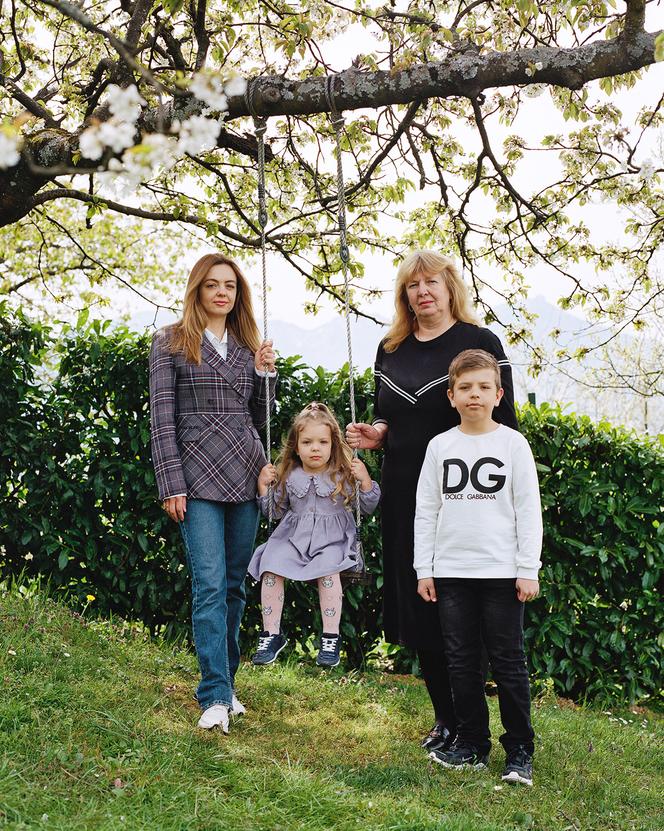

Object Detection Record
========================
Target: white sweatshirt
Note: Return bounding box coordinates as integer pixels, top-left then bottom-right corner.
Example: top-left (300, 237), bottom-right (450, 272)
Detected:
top-left (414, 425), bottom-right (543, 580)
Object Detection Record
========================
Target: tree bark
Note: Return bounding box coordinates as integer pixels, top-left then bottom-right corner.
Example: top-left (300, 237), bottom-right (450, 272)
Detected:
top-left (1, 24), bottom-right (660, 228)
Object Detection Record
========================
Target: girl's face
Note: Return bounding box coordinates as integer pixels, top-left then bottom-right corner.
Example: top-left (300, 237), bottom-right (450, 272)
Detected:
top-left (198, 263), bottom-right (237, 324)
top-left (296, 422), bottom-right (333, 474)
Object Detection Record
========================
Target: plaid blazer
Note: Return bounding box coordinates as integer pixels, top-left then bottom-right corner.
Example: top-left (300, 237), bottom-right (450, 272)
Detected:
top-left (149, 329), bottom-right (276, 503)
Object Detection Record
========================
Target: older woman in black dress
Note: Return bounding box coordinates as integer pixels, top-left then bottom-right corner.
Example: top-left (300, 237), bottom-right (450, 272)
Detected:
top-left (347, 250), bottom-right (517, 752)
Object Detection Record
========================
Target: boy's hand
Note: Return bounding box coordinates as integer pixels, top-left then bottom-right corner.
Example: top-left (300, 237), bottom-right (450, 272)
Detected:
top-left (516, 578), bottom-right (539, 602)
top-left (350, 457), bottom-right (372, 491)
top-left (257, 463), bottom-right (277, 495)
top-left (417, 578), bottom-right (437, 603)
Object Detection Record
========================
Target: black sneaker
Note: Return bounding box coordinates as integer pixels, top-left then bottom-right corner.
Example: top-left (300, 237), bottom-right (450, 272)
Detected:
top-left (251, 631), bottom-right (288, 665)
top-left (430, 742), bottom-right (489, 770)
top-left (421, 723), bottom-right (453, 753)
top-left (316, 633), bottom-right (341, 667)
top-left (501, 746), bottom-right (533, 786)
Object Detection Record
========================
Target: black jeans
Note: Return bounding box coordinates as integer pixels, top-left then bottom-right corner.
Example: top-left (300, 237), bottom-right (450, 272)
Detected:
top-left (435, 577), bottom-right (535, 755)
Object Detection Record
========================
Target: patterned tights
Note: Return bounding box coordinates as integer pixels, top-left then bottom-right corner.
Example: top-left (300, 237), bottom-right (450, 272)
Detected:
top-left (260, 572), bottom-right (343, 635)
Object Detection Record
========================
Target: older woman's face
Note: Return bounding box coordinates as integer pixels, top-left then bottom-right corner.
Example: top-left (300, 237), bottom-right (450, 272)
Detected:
top-left (405, 271), bottom-right (452, 322)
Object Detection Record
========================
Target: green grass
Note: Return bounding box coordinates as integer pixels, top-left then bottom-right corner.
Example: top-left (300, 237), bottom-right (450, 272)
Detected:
top-left (1, 583), bottom-right (662, 831)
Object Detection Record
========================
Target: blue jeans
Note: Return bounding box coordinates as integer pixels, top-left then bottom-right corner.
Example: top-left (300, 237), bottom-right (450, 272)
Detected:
top-left (435, 578), bottom-right (535, 755)
top-left (179, 499), bottom-right (259, 710)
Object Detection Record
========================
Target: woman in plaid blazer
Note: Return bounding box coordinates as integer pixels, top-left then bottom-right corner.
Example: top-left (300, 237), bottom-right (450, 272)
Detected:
top-left (150, 252), bottom-right (276, 732)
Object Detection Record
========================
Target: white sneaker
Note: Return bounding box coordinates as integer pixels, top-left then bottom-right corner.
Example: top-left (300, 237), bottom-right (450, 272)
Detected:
top-left (231, 694), bottom-right (246, 716)
top-left (197, 704), bottom-right (229, 732)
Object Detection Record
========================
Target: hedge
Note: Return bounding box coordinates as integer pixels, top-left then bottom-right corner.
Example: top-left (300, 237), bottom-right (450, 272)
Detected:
top-left (1, 305), bottom-right (662, 702)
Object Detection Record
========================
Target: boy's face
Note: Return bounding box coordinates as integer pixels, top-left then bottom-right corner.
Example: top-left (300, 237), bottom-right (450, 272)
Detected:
top-left (448, 368), bottom-right (503, 421)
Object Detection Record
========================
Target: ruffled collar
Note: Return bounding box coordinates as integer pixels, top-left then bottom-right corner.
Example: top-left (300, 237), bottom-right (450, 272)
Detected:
top-left (286, 466), bottom-right (337, 498)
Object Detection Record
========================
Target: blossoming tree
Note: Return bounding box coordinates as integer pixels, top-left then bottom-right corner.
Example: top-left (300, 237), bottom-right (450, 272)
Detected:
top-left (0, 0), bottom-right (662, 385)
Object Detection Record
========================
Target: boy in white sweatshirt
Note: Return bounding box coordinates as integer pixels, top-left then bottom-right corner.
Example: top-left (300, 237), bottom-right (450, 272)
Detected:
top-left (414, 349), bottom-right (542, 786)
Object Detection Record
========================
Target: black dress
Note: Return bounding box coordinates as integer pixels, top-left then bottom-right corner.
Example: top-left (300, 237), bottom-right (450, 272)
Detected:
top-left (374, 322), bottom-right (518, 650)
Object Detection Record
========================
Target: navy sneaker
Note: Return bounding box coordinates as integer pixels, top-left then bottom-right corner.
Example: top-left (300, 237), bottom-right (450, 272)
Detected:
top-left (251, 631), bottom-right (288, 665)
top-left (421, 723), bottom-right (453, 753)
top-left (316, 633), bottom-right (341, 667)
top-left (430, 741), bottom-right (489, 770)
top-left (501, 746), bottom-right (533, 786)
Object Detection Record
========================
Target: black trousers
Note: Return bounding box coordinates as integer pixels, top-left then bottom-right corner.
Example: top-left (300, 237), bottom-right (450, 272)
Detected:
top-left (435, 577), bottom-right (535, 755)
top-left (417, 647), bottom-right (457, 735)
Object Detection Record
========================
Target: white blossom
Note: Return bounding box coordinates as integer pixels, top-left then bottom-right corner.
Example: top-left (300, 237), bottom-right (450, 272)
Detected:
top-left (525, 66), bottom-right (534, 77)
top-left (106, 84), bottom-right (145, 122)
top-left (189, 73), bottom-right (229, 111)
top-left (98, 120), bottom-right (136, 154)
top-left (80, 119), bottom-right (136, 160)
top-left (177, 115), bottom-right (222, 155)
top-left (524, 84), bottom-right (545, 98)
top-left (639, 157), bottom-right (656, 181)
top-left (0, 128), bottom-right (22, 169)
top-left (79, 125), bottom-right (106, 160)
top-left (123, 133), bottom-right (176, 179)
top-left (535, 61), bottom-right (544, 71)
top-left (224, 76), bottom-right (247, 97)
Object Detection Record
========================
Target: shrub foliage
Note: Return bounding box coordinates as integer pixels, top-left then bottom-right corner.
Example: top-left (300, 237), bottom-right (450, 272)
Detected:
top-left (1, 306), bottom-right (662, 702)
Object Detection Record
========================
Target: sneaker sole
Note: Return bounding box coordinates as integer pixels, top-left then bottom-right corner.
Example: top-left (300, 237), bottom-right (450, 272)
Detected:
top-left (251, 640), bottom-right (288, 666)
top-left (502, 771), bottom-right (533, 786)
top-left (429, 752), bottom-right (486, 770)
top-left (315, 658), bottom-right (340, 667)
top-left (197, 719), bottom-right (229, 733)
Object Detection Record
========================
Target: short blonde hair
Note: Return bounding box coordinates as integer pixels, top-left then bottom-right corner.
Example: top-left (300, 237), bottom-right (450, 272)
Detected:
top-left (448, 349), bottom-right (501, 391)
top-left (383, 250), bottom-right (479, 352)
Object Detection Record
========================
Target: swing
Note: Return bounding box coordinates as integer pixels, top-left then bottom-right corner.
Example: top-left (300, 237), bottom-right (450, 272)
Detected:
top-left (244, 76), bottom-right (372, 586)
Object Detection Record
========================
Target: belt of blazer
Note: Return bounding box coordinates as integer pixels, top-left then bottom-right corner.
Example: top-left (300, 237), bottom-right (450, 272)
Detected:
top-left (149, 328), bottom-right (277, 502)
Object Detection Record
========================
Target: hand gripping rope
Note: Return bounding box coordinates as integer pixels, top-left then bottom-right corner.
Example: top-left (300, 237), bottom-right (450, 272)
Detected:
top-left (245, 78), bottom-right (273, 525)
top-left (245, 75), bottom-right (370, 582)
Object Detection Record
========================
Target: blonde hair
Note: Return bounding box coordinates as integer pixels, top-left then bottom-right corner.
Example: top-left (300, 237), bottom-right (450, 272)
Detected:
top-left (166, 253), bottom-right (261, 363)
top-left (274, 403), bottom-right (355, 506)
top-left (382, 250), bottom-right (479, 352)
top-left (448, 349), bottom-right (501, 391)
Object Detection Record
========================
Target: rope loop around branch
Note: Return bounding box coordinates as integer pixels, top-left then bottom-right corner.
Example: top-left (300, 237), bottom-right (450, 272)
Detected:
top-left (246, 76), bottom-right (273, 522)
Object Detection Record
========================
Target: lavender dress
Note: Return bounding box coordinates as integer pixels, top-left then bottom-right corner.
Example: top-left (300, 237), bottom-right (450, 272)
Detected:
top-left (247, 466), bottom-right (381, 581)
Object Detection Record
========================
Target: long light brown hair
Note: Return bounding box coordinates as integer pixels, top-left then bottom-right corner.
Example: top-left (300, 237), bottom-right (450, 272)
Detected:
top-left (166, 253), bottom-right (261, 363)
top-left (382, 250), bottom-right (479, 352)
top-left (274, 403), bottom-right (356, 506)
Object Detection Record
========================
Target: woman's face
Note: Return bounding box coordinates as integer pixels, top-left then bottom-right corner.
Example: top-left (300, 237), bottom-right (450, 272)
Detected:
top-left (404, 271), bottom-right (452, 323)
top-left (199, 263), bottom-right (238, 323)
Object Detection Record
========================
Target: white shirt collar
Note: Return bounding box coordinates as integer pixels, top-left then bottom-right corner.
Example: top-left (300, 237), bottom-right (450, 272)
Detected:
top-left (205, 328), bottom-right (228, 346)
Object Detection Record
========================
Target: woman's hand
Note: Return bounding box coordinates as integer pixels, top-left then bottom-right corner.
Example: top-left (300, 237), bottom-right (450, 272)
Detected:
top-left (255, 339), bottom-right (276, 373)
top-left (257, 463), bottom-right (277, 496)
top-left (516, 578), bottom-right (539, 602)
top-left (346, 421), bottom-right (387, 450)
top-left (350, 458), bottom-right (372, 492)
top-left (163, 495), bottom-right (187, 523)
top-left (417, 578), bottom-right (437, 603)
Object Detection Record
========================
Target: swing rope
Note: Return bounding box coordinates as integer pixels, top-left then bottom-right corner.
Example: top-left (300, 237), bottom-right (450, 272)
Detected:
top-left (325, 74), bottom-right (362, 534)
top-left (245, 76), bottom-right (369, 581)
top-left (245, 79), bottom-right (273, 525)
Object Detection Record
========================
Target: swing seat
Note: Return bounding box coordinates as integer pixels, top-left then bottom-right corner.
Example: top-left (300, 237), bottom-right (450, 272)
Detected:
top-left (342, 541), bottom-right (374, 587)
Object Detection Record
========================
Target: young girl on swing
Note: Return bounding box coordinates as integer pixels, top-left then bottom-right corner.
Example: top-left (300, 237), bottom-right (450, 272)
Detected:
top-left (247, 402), bottom-right (380, 667)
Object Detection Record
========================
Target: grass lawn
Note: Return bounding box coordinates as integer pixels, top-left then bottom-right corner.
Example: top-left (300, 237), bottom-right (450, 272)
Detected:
top-left (1, 583), bottom-right (662, 831)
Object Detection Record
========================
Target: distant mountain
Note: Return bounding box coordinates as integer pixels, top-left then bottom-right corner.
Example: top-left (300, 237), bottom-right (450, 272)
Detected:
top-left (128, 297), bottom-right (661, 433)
